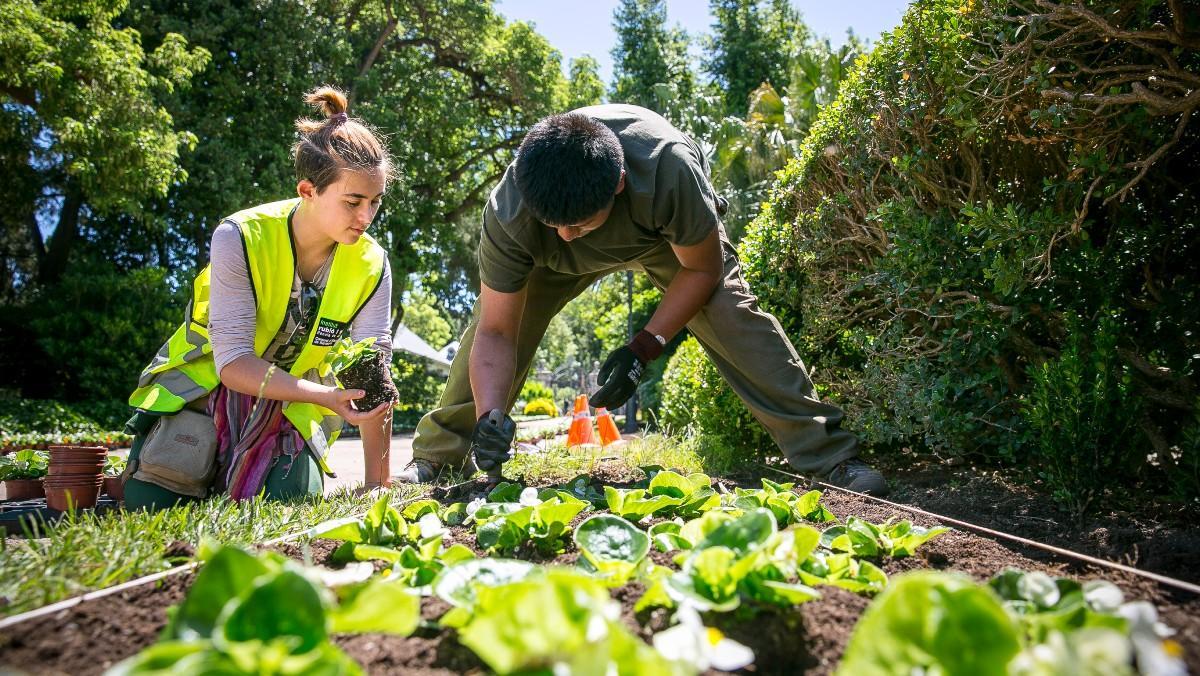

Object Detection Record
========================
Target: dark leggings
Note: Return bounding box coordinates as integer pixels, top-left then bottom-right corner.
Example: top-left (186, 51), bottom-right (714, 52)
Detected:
top-left (122, 411), bottom-right (323, 511)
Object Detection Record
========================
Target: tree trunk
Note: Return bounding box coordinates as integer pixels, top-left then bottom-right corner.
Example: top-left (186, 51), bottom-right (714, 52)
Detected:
top-left (38, 185), bottom-right (82, 285)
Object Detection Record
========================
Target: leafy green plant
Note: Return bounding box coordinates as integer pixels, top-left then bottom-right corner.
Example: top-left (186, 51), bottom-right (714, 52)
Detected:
top-left (638, 509), bottom-right (823, 613)
top-left (819, 516), bottom-right (948, 558)
top-left (103, 454), bottom-right (127, 478)
top-left (374, 533), bottom-right (475, 590)
top-left (475, 493), bottom-right (589, 556)
top-left (839, 569), bottom-right (1185, 675)
top-left (453, 567), bottom-right (690, 675)
top-left (574, 514), bottom-right (650, 585)
top-left (309, 495), bottom-right (421, 563)
top-left (0, 449), bottom-right (49, 480)
top-left (109, 543), bottom-right (420, 675)
top-left (730, 479), bottom-right (836, 524)
top-left (798, 551), bottom-right (888, 595)
top-left (838, 571), bottom-right (1022, 675)
top-left (326, 337), bottom-right (379, 374)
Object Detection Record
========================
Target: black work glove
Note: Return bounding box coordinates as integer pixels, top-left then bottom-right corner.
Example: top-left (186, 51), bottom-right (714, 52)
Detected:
top-left (471, 409), bottom-right (516, 473)
top-left (589, 330), bottom-right (664, 410)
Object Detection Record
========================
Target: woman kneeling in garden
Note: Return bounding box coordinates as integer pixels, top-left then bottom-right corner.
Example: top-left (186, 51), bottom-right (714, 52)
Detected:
top-left (123, 87), bottom-right (395, 509)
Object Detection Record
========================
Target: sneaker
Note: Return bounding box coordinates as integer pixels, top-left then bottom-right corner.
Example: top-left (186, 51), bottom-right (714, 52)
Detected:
top-left (394, 458), bottom-right (442, 484)
top-left (823, 458), bottom-right (888, 496)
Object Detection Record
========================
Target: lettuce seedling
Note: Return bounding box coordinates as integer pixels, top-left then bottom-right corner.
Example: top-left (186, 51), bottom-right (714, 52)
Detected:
top-left (604, 486), bottom-right (683, 521)
top-left (731, 480), bottom-right (836, 525)
top-left (639, 509), bottom-right (822, 613)
top-left (309, 495), bottom-right (421, 564)
top-left (110, 544), bottom-right (420, 675)
top-left (574, 514), bottom-right (651, 586)
top-left (649, 520), bottom-right (694, 553)
top-left (988, 569), bottom-right (1133, 641)
top-left (455, 567), bottom-right (688, 675)
top-left (798, 551), bottom-right (888, 594)
top-left (367, 532), bottom-right (476, 591)
top-left (475, 495), bottom-right (588, 556)
top-left (819, 516), bottom-right (948, 558)
top-left (647, 470), bottom-right (721, 518)
top-left (838, 571), bottom-right (1022, 676)
top-left (433, 558), bottom-right (540, 611)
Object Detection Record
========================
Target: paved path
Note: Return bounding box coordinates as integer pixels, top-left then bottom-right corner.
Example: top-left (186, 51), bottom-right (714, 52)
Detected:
top-left (324, 416), bottom-right (571, 494)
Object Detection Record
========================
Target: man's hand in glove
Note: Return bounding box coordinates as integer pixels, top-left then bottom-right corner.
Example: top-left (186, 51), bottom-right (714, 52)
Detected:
top-left (589, 330), bottom-right (665, 410)
top-left (471, 409), bottom-right (516, 474)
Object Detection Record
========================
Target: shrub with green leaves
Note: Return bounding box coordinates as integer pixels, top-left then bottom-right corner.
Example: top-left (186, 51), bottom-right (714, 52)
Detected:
top-left (660, 337), bottom-right (774, 468)
top-left (522, 397), bottom-right (559, 417)
top-left (737, 0), bottom-right (1200, 508)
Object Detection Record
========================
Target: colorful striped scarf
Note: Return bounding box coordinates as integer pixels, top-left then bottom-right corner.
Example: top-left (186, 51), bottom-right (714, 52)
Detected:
top-left (208, 384), bottom-right (305, 500)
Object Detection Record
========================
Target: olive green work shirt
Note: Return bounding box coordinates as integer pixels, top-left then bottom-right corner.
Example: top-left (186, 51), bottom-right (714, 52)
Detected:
top-left (478, 104), bottom-right (721, 293)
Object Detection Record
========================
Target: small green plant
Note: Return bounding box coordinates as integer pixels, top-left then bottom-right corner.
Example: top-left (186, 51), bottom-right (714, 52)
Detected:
top-left (326, 337), bottom-right (378, 374)
top-left (0, 449), bottom-right (49, 480)
top-left (730, 479), bottom-right (837, 524)
top-left (574, 514), bottom-right (650, 585)
top-left (108, 543), bottom-right (421, 675)
top-left (474, 490), bottom-right (590, 556)
top-left (103, 454), bottom-right (127, 478)
top-left (819, 516), bottom-right (949, 559)
top-left (446, 566), bottom-right (695, 675)
top-left (638, 509), bottom-right (823, 613)
top-left (309, 495), bottom-right (423, 563)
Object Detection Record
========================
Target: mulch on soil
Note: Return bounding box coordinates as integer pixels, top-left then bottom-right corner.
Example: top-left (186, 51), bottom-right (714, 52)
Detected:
top-left (2, 467), bottom-right (1198, 675)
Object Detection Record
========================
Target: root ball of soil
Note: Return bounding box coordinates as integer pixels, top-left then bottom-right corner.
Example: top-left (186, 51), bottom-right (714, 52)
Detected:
top-left (337, 349), bottom-right (399, 412)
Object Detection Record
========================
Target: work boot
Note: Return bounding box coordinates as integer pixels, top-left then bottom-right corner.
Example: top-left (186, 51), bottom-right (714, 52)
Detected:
top-left (394, 458), bottom-right (442, 484)
top-left (823, 458), bottom-right (888, 496)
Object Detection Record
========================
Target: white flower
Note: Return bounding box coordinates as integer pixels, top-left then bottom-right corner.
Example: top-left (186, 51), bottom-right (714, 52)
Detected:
top-left (418, 512), bottom-right (448, 539)
top-left (1119, 601), bottom-right (1186, 676)
top-left (315, 561), bottom-right (374, 587)
top-left (519, 486), bottom-right (543, 506)
top-left (1082, 580), bottom-right (1124, 613)
top-left (652, 605), bottom-right (754, 672)
top-left (1018, 571), bottom-right (1060, 608)
top-left (466, 497), bottom-right (485, 516)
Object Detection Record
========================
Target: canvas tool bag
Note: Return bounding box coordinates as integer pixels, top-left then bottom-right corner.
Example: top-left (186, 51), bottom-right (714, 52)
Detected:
top-left (131, 408), bottom-right (218, 498)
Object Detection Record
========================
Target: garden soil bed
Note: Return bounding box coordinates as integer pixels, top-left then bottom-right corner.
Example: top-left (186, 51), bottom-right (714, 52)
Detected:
top-left (2, 471), bottom-right (1198, 675)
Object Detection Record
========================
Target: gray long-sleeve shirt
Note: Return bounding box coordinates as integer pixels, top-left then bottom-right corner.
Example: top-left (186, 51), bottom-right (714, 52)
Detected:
top-left (208, 221), bottom-right (392, 375)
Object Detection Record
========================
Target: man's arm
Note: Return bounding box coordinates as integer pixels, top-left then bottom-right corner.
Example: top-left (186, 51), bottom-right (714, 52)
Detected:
top-left (470, 282), bottom-right (527, 418)
top-left (644, 228), bottom-right (723, 340)
top-left (589, 229), bottom-right (723, 410)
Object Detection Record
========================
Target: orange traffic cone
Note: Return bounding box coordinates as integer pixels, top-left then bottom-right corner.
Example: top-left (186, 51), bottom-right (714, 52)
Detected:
top-left (567, 395), bottom-right (595, 447)
top-left (596, 407), bottom-right (621, 446)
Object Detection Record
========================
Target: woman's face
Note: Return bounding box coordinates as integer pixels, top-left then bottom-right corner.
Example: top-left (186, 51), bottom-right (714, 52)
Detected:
top-left (298, 170), bottom-right (387, 245)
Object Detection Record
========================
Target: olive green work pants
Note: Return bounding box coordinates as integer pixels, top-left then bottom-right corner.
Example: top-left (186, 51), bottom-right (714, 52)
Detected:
top-left (412, 228), bottom-right (859, 476)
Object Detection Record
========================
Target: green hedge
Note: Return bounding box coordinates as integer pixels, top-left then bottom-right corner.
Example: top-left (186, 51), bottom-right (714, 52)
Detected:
top-left (737, 0), bottom-right (1199, 510)
top-left (660, 337), bottom-right (773, 472)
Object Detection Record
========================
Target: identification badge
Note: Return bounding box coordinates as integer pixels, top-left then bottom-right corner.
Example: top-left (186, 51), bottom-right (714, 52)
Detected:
top-left (312, 317), bottom-right (348, 347)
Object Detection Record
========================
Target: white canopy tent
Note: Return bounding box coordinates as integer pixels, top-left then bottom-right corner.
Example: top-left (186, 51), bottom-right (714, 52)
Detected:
top-left (391, 325), bottom-right (452, 375)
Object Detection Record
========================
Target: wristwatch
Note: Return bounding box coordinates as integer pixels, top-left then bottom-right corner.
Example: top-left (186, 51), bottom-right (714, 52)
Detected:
top-left (652, 334), bottom-right (667, 347)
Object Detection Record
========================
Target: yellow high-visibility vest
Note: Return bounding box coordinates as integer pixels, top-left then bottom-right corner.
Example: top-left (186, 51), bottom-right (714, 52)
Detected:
top-left (129, 198), bottom-right (387, 469)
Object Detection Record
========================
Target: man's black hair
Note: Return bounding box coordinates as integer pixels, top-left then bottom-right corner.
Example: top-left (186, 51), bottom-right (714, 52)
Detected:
top-left (514, 113), bottom-right (624, 225)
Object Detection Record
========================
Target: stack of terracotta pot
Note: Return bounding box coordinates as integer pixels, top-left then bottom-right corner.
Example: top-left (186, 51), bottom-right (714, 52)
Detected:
top-left (45, 445), bottom-right (106, 511)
